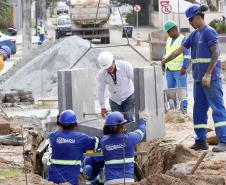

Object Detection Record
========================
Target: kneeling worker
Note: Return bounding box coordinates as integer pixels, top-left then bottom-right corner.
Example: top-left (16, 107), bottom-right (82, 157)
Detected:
top-left (47, 110), bottom-right (100, 185)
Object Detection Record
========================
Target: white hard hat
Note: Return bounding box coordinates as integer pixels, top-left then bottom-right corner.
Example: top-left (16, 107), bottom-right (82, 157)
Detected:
top-left (98, 51), bottom-right (113, 69)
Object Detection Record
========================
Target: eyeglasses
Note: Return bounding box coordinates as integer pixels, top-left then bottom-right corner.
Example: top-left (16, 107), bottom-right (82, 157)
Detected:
top-left (189, 16), bottom-right (194, 23)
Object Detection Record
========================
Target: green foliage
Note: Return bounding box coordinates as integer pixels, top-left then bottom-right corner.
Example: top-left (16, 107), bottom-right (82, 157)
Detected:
top-left (209, 19), bottom-right (226, 34)
top-left (0, 0), bottom-right (13, 29)
top-left (118, 0), bottom-right (149, 26)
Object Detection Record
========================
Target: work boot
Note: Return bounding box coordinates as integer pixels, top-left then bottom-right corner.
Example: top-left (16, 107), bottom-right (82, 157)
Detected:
top-left (212, 143), bottom-right (226, 152)
top-left (190, 141), bottom-right (209, 151)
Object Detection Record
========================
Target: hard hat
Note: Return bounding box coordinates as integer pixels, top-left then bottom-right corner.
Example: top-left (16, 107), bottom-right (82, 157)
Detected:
top-left (0, 46), bottom-right (11, 59)
top-left (185, 4), bottom-right (208, 19)
top-left (105, 111), bottom-right (127, 126)
top-left (164, 20), bottom-right (177, 32)
top-left (98, 51), bottom-right (113, 69)
top-left (58, 110), bottom-right (77, 126)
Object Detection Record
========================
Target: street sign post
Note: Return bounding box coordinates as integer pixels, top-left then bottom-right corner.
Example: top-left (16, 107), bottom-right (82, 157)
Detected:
top-left (133, 4), bottom-right (141, 33)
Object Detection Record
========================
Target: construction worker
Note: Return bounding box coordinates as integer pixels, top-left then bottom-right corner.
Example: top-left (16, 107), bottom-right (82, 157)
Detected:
top-left (163, 20), bottom-right (191, 113)
top-left (100, 111), bottom-right (147, 184)
top-left (161, 4), bottom-right (226, 152)
top-left (37, 21), bottom-right (46, 45)
top-left (0, 45), bottom-right (11, 72)
top-left (47, 110), bottom-right (100, 185)
top-left (98, 51), bottom-right (134, 122)
top-left (83, 156), bottom-right (104, 185)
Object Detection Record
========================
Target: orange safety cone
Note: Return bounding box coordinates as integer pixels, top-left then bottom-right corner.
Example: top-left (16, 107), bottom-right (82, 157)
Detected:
top-left (136, 33), bottom-right (141, 46)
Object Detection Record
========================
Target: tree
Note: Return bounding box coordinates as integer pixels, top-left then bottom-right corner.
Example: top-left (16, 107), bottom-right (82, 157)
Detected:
top-left (116, 0), bottom-right (150, 25)
top-left (0, 0), bottom-right (13, 29)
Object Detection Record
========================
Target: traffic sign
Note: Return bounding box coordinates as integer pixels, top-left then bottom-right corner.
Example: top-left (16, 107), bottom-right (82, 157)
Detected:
top-left (133, 4), bottom-right (141, 12)
top-left (160, 0), bottom-right (172, 14)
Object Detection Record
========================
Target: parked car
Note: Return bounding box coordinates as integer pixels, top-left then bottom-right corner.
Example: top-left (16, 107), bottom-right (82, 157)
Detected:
top-left (0, 32), bottom-right (16, 54)
top-left (55, 15), bottom-right (72, 39)
top-left (56, 2), bottom-right (69, 15)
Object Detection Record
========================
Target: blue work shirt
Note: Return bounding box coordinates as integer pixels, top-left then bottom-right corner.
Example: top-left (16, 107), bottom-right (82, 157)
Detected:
top-left (100, 119), bottom-right (146, 182)
top-left (48, 130), bottom-right (99, 185)
top-left (183, 25), bottom-right (221, 81)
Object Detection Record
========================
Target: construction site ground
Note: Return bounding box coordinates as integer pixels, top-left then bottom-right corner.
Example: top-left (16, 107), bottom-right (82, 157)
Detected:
top-left (0, 23), bottom-right (226, 184)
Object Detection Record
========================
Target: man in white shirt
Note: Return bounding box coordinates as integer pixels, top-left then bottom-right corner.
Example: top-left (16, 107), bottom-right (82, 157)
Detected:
top-left (97, 51), bottom-right (134, 122)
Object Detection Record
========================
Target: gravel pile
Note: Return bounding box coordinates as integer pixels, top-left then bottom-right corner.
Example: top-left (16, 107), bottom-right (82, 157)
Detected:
top-left (0, 36), bottom-right (102, 99)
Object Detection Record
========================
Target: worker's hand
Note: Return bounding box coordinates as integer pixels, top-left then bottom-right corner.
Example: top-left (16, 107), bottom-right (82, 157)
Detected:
top-left (139, 110), bottom-right (149, 121)
top-left (101, 108), bottom-right (108, 118)
top-left (161, 60), bottom-right (166, 73)
top-left (180, 67), bottom-right (187, 76)
top-left (202, 73), bottom-right (212, 88)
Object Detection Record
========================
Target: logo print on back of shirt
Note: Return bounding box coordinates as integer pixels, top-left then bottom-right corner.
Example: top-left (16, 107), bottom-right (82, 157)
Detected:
top-left (56, 137), bottom-right (75, 144)
top-left (105, 144), bottom-right (125, 151)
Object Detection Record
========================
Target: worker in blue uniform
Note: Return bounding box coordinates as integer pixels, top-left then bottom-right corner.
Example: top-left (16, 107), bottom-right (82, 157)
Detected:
top-left (162, 4), bottom-right (226, 152)
top-left (100, 111), bottom-right (147, 184)
top-left (47, 110), bottom-right (100, 185)
top-left (83, 156), bottom-right (104, 185)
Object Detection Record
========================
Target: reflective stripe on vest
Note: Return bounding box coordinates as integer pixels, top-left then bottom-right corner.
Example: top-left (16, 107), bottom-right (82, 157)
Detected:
top-left (165, 34), bottom-right (186, 71)
top-left (192, 58), bottom-right (211, 64)
top-left (105, 157), bottom-right (134, 165)
top-left (49, 159), bottom-right (82, 165)
top-left (194, 124), bottom-right (208, 129)
top-left (38, 26), bottom-right (45, 35)
top-left (215, 121), bottom-right (226, 128)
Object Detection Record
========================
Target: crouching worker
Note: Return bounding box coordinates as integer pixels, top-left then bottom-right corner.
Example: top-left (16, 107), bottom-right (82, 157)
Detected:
top-left (83, 156), bottom-right (104, 185)
top-left (100, 111), bottom-right (147, 184)
top-left (47, 110), bottom-right (100, 185)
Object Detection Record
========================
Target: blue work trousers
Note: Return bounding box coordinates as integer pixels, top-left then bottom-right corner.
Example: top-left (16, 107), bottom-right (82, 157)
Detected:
top-left (39, 34), bottom-right (45, 44)
top-left (193, 80), bottom-right (226, 143)
top-left (166, 69), bottom-right (188, 109)
top-left (109, 94), bottom-right (134, 122)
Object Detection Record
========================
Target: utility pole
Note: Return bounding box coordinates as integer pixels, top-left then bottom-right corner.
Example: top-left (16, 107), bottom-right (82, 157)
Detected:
top-left (22, 0), bottom-right (32, 56)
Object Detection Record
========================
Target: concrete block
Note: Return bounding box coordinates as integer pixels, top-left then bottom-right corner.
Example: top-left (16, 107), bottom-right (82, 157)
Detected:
top-left (58, 68), bottom-right (96, 121)
top-left (134, 65), bottom-right (165, 141)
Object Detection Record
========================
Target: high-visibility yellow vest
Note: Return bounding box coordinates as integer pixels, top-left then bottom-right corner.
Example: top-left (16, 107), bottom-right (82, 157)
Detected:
top-left (0, 56), bottom-right (4, 72)
top-left (165, 34), bottom-right (186, 71)
top-left (38, 25), bottom-right (45, 35)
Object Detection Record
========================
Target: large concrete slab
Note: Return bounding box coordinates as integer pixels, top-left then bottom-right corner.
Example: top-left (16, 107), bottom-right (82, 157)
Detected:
top-left (134, 65), bottom-right (165, 140)
top-left (58, 68), bottom-right (96, 121)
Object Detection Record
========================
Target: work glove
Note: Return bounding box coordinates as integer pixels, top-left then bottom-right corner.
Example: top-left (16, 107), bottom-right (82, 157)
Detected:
top-left (180, 67), bottom-right (187, 76)
top-left (139, 110), bottom-right (149, 121)
top-left (101, 108), bottom-right (108, 118)
top-left (202, 73), bottom-right (212, 88)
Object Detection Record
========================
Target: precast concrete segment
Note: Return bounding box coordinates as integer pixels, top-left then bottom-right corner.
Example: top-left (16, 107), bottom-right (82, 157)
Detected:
top-left (57, 70), bottom-right (73, 113)
top-left (57, 68), bottom-right (96, 121)
top-left (134, 66), bottom-right (165, 141)
top-left (71, 68), bottom-right (96, 121)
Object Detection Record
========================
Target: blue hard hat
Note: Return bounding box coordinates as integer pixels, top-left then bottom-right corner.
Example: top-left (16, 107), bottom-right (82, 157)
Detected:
top-left (59, 110), bottom-right (77, 126)
top-left (105, 111), bottom-right (127, 126)
top-left (185, 4), bottom-right (202, 19)
top-left (0, 46), bottom-right (11, 58)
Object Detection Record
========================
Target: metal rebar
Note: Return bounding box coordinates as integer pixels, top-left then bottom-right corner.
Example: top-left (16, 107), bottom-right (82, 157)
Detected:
top-left (190, 152), bottom-right (207, 174)
top-left (21, 126), bottom-right (28, 185)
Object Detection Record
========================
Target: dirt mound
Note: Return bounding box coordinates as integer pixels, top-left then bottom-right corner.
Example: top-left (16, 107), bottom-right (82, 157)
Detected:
top-left (0, 36), bottom-right (101, 99)
top-left (2, 173), bottom-right (69, 185)
top-left (137, 141), bottom-right (196, 176)
top-left (165, 110), bottom-right (192, 124)
top-left (132, 174), bottom-right (225, 185)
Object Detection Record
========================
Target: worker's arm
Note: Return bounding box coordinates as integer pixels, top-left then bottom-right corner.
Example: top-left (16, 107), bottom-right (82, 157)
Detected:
top-left (202, 29), bottom-right (220, 87)
top-left (97, 71), bottom-right (107, 117)
top-left (129, 119), bottom-right (146, 145)
top-left (162, 45), bottom-right (185, 64)
top-left (202, 44), bottom-right (219, 87)
top-left (180, 47), bottom-right (191, 75)
top-left (83, 134), bottom-right (100, 151)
